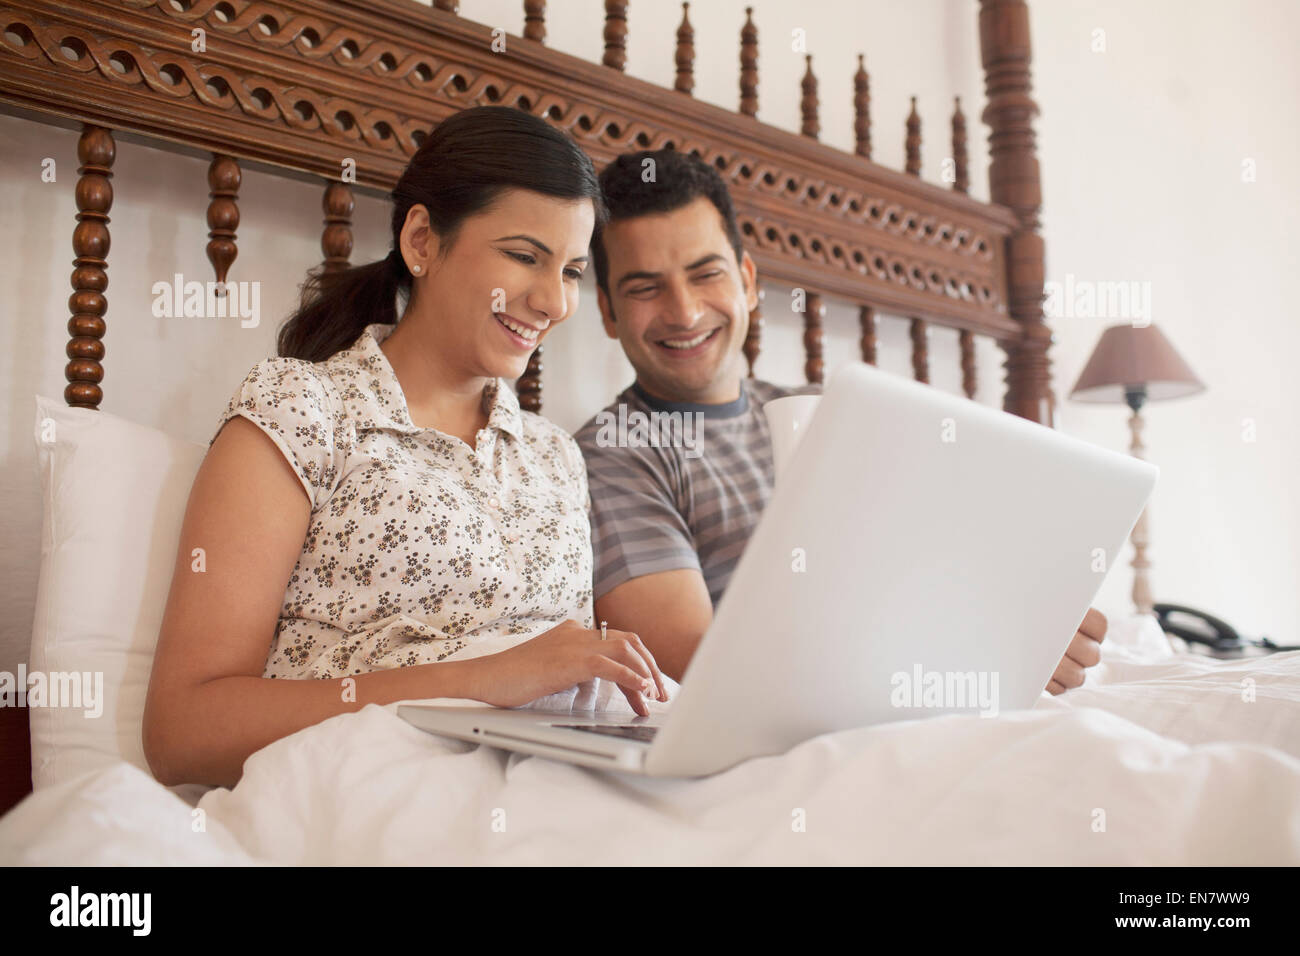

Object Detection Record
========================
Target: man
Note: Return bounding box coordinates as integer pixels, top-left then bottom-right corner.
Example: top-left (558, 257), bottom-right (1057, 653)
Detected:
top-left (575, 149), bottom-right (1106, 692)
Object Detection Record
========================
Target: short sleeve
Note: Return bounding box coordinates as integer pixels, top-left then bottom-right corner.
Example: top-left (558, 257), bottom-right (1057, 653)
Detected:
top-left (213, 358), bottom-right (340, 510)
top-left (576, 431), bottom-right (701, 601)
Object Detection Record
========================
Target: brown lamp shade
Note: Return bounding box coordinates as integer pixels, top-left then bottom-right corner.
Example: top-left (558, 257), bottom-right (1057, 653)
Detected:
top-left (1070, 324), bottom-right (1205, 403)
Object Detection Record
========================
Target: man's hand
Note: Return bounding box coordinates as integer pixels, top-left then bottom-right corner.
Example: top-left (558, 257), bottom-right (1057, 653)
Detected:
top-left (1046, 607), bottom-right (1108, 694)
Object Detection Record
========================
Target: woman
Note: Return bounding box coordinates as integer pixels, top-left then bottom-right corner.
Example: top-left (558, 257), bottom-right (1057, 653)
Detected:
top-left (143, 107), bottom-right (667, 789)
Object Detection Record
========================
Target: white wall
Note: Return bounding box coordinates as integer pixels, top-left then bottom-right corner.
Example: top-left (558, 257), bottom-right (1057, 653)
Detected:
top-left (2, 0), bottom-right (1296, 673)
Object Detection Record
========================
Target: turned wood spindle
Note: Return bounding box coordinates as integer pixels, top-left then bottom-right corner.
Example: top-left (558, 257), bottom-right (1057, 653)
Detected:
top-left (603, 0), bottom-right (628, 71)
top-left (800, 55), bottom-right (819, 140)
top-left (905, 95), bottom-right (922, 177)
top-left (739, 7), bottom-right (759, 117)
top-left (951, 95), bottom-right (969, 195)
top-left (980, 0), bottom-right (1052, 425)
top-left (675, 3), bottom-right (694, 95)
top-left (802, 291), bottom-right (825, 384)
top-left (959, 329), bottom-right (977, 398)
top-left (517, 346), bottom-right (543, 413)
top-left (853, 53), bottom-right (871, 159)
top-left (902, 99), bottom-right (926, 383)
top-left (321, 181), bottom-right (354, 274)
top-left (858, 305), bottom-right (877, 366)
top-left (66, 124), bottom-right (114, 410)
top-left (523, 0), bottom-right (546, 43)
top-left (910, 317), bottom-right (929, 384)
top-left (743, 287), bottom-right (764, 377)
top-left (206, 154), bottom-right (240, 293)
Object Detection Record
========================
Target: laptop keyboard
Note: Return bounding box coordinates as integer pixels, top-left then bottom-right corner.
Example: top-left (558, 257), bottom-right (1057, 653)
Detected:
top-left (551, 724), bottom-right (659, 743)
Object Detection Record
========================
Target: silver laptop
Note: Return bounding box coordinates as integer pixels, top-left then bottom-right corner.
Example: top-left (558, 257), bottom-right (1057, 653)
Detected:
top-left (399, 361), bottom-right (1157, 777)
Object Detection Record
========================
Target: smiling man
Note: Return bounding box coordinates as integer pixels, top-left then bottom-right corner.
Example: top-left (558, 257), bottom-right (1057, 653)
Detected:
top-left (575, 148), bottom-right (1107, 690)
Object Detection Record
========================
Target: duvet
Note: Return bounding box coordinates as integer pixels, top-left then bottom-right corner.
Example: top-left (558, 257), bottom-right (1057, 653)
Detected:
top-left (2, 617), bottom-right (1297, 865)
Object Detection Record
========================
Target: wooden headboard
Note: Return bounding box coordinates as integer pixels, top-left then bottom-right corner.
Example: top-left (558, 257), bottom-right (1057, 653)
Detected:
top-left (0, 0), bottom-right (1053, 811)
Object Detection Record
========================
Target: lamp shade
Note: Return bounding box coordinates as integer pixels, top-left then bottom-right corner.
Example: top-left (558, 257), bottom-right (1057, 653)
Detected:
top-left (1070, 324), bottom-right (1205, 403)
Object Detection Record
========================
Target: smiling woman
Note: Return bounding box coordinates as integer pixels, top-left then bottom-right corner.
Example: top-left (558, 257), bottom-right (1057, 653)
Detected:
top-left (142, 106), bottom-right (670, 789)
top-left (277, 106), bottom-right (604, 366)
top-left (378, 189), bottom-right (597, 425)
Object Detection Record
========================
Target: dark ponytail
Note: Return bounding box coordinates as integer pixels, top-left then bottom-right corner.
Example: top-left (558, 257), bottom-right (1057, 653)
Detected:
top-left (277, 106), bottom-right (606, 362)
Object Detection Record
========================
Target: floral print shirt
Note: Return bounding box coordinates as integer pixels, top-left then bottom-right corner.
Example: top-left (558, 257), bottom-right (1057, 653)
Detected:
top-left (212, 322), bottom-right (594, 680)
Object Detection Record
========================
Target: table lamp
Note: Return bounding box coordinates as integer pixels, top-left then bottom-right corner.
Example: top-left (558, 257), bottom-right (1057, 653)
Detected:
top-left (1069, 324), bottom-right (1205, 614)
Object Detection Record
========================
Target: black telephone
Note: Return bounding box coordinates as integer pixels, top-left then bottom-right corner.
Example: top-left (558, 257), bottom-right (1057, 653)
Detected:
top-left (1152, 603), bottom-right (1299, 656)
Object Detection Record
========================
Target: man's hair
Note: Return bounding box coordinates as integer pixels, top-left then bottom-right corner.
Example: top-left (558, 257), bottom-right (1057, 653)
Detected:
top-left (592, 149), bottom-right (746, 295)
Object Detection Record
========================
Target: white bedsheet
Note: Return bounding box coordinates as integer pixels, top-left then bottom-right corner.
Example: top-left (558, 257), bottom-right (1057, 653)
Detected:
top-left (3, 617), bottom-right (1298, 865)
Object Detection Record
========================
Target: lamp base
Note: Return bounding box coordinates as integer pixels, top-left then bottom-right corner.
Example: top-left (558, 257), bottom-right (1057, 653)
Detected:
top-left (1127, 406), bottom-right (1154, 618)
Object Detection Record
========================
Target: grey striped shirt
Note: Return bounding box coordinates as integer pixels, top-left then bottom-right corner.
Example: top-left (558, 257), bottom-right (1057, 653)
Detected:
top-left (575, 378), bottom-right (821, 607)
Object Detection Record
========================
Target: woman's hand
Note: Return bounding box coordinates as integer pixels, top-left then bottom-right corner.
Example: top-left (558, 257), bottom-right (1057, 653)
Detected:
top-left (471, 619), bottom-right (669, 716)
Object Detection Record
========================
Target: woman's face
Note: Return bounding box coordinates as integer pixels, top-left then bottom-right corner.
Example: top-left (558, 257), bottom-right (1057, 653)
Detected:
top-left (402, 188), bottom-right (596, 381)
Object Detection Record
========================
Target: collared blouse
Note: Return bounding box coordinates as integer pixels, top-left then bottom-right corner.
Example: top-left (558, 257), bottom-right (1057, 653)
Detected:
top-left (212, 322), bottom-right (594, 680)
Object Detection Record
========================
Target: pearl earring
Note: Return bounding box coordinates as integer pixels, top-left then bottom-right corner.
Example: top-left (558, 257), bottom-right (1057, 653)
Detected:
top-left (412, 264), bottom-right (421, 274)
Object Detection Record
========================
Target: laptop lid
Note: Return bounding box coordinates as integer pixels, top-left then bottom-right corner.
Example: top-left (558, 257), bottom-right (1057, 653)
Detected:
top-left (644, 361), bottom-right (1157, 777)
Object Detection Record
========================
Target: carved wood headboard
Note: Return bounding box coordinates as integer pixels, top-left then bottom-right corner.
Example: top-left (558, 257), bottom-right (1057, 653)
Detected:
top-left (0, 0), bottom-right (1053, 811)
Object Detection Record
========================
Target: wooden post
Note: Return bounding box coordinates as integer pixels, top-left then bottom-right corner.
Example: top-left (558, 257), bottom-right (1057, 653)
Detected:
top-left (853, 54), bottom-right (871, 159)
top-left (859, 305), bottom-right (877, 365)
top-left (800, 55), bottom-right (819, 139)
top-left (603, 0), bottom-right (628, 71)
top-left (959, 330), bottom-right (977, 398)
top-left (675, 3), bottom-right (694, 94)
top-left (951, 96), bottom-right (970, 195)
top-left (321, 181), bottom-right (354, 273)
top-left (905, 96), bottom-right (921, 175)
top-left (954, 100), bottom-right (974, 397)
top-left (980, 0), bottom-right (1053, 425)
top-left (523, 0), bottom-right (546, 43)
top-left (739, 7), bottom-right (758, 117)
top-left (66, 124), bottom-right (114, 410)
top-left (518, 346), bottom-right (543, 412)
top-left (206, 154), bottom-right (240, 291)
top-left (910, 317), bottom-right (929, 384)
top-left (802, 291), bottom-right (824, 384)
top-left (905, 97), bottom-right (927, 382)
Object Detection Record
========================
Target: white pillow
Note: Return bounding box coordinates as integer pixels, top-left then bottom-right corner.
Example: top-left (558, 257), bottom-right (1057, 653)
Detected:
top-left (29, 395), bottom-right (205, 788)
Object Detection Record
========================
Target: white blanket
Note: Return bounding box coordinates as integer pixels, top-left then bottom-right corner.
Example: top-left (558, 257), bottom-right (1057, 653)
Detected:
top-left (3, 617), bottom-right (1298, 865)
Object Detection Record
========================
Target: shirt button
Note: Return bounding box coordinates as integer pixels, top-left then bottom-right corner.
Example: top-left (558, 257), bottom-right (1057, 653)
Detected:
top-left (488, 496), bottom-right (500, 509)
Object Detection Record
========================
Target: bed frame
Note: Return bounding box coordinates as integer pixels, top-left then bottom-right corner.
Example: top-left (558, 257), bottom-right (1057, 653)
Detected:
top-left (0, 0), bottom-right (1053, 812)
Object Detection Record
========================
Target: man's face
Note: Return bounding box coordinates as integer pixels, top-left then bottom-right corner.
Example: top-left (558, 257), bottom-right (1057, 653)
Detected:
top-left (597, 197), bottom-right (758, 404)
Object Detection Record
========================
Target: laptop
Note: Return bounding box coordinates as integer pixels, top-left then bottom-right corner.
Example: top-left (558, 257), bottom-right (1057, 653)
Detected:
top-left (399, 361), bottom-right (1158, 777)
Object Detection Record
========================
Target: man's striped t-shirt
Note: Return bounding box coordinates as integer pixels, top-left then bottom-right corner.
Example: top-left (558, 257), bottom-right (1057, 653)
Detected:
top-left (574, 377), bottom-right (821, 607)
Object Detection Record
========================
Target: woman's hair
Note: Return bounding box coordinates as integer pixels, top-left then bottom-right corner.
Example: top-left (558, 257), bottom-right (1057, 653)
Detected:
top-left (278, 106), bottom-right (606, 362)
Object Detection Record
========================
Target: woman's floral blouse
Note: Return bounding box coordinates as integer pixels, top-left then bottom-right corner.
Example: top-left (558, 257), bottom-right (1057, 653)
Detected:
top-left (211, 322), bottom-right (594, 680)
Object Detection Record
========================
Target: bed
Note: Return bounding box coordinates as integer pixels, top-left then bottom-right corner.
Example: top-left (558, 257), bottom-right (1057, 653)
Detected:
top-left (1, 0), bottom-right (1297, 864)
